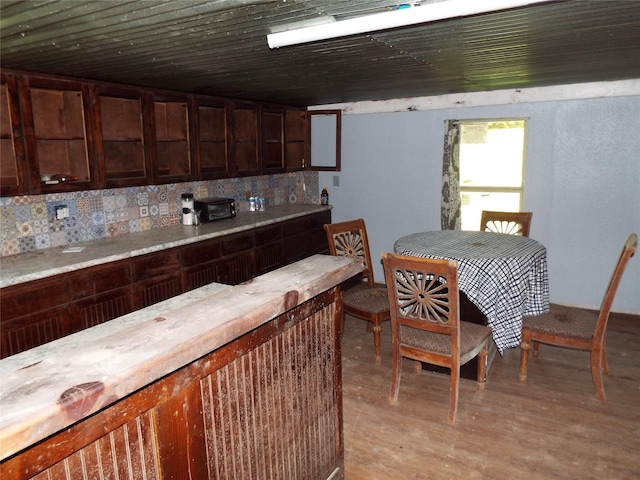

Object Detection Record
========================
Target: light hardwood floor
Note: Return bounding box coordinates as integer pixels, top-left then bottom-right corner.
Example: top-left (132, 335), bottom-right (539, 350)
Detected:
top-left (341, 311), bottom-right (640, 480)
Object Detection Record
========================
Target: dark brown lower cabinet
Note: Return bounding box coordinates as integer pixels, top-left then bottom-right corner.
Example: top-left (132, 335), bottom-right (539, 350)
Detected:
top-left (134, 273), bottom-right (183, 309)
top-left (71, 287), bottom-right (133, 331)
top-left (0, 306), bottom-right (70, 357)
top-left (218, 250), bottom-right (255, 285)
top-left (0, 210), bottom-right (331, 358)
top-left (256, 240), bottom-right (284, 275)
top-left (182, 261), bottom-right (221, 292)
top-left (0, 288), bottom-right (345, 480)
top-left (219, 230), bottom-right (256, 284)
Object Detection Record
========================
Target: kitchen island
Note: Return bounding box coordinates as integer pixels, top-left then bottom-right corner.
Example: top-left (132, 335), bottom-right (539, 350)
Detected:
top-left (0, 254), bottom-right (361, 479)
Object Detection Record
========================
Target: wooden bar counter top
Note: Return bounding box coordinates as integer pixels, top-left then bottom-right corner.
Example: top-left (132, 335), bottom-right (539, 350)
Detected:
top-left (0, 254), bottom-right (361, 479)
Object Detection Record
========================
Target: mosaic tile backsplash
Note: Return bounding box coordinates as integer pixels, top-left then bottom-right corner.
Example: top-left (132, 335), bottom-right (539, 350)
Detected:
top-left (0, 172), bottom-right (319, 257)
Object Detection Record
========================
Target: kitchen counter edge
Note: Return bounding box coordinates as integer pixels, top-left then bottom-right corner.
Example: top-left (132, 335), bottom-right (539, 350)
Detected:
top-left (0, 204), bottom-right (332, 288)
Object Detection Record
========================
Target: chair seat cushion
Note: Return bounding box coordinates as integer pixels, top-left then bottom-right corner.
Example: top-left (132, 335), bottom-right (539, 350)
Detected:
top-left (522, 304), bottom-right (597, 340)
top-left (344, 287), bottom-right (390, 314)
top-left (400, 321), bottom-right (491, 356)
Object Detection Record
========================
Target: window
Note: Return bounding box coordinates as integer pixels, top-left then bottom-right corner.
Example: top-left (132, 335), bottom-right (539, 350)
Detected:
top-left (458, 119), bottom-right (526, 231)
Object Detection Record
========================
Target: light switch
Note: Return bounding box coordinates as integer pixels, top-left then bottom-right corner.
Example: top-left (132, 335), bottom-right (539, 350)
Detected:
top-left (55, 205), bottom-right (70, 220)
top-left (333, 175), bottom-right (339, 187)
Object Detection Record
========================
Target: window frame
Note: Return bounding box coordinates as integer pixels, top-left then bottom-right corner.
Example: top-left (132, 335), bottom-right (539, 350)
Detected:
top-left (457, 117), bottom-right (528, 222)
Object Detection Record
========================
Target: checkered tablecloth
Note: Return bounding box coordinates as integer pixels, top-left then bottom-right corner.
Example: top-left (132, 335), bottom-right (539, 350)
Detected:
top-left (393, 230), bottom-right (549, 353)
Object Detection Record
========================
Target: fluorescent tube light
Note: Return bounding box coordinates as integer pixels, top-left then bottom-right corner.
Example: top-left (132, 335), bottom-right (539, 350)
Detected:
top-left (269, 15), bottom-right (336, 34)
top-left (267, 0), bottom-right (553, 49)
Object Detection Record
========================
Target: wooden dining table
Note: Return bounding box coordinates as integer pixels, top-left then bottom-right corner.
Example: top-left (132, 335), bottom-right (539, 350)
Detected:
top-left (393, 230), bottom-right (550, 354)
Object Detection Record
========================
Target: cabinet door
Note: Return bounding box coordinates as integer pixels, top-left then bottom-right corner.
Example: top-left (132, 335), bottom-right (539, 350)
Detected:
top-left (1, 306), bottom-right (71, 359)
top-left (230, 102), bottom-right (260, 176)
top-left (181, 237), bottom-right (223, 291)
top-left (150, 94), bottom-right (194, 183)
top-left (261, 108), bottom-right (285, 174)
top-left (308, 210), bottom-right (331, 255)
top-left (131, 249), bottom-right (181, 282)
top-left (194, 98), bottom-right (230, 179)
top-left (220, 230), bottom-right (256, 285)
top-left (282, 210), bottom-right (331, 264)
top-left (182, 262), bottom-right (222, 291)
top-left (71, 287), bottom-right (133, 332)
top-left (285, 108), bottom-right (308, 171)
top-left (94, 86), bottom-right (150, 187)
top-left (309, 110), bottom-right (342, 171)
top-left (219, 250), bottom-right (255, 285)
top-left (18, 74), bottom-right (96, 192)
top-left (0, 72), bottom-right (29, 196)
top-left (0, 277), bottom-right (71, 358)
top-left (67, 260), bottom-right (132, 301)
top-left (255, 224), bottom-right (284, 274)
top-left (133, 274), bottom-right (183, 310)
top-left (131, 249), bottom-right (183, 309)
top-left (1, 278), bottom-right (69, 323)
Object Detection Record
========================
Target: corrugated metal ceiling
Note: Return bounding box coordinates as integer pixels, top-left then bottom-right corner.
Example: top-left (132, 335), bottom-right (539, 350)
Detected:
top-left (1, 0), bottom-right (639, 106)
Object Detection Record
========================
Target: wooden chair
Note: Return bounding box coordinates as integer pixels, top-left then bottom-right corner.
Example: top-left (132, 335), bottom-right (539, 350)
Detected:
top-left (324, 219), bottom-right (390, 364)
top-left (519, 233), bottom-right (637, 401)
top-left (381, 252), bottom-right (491, 425)
top-left (480, 210), bottom-right (533, 237)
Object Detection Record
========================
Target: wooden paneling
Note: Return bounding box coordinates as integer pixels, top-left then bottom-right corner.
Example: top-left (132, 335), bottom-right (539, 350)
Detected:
top-left (0, 289), bottom-right (344, 480)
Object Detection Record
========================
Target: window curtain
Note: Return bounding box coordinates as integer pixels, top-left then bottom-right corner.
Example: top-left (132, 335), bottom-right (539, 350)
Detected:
top-left (441, 120), bottom-right (461, 230)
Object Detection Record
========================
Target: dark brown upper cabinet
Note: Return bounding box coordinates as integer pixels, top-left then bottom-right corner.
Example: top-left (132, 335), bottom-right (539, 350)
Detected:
top-left (93, 85), bottom-right (151, 187)
top-left (0, 72), bottom-right (29, 196)
top-left (261, 107), bottom-right (285, 174)
top-left (149, 93), bottom-right (194, 184)
top-left (18, 74), bottom-right (96, 192)
top-left (230, 101), bottom-right (260, 177)
top-left (193, 97), bottom-right (230, 180)
top-left (1, 69), bottom-right (325, 193)
top-left (309, 110), bottom-right (341, 172)
top-left (284, 108), bottom-right (308, 172)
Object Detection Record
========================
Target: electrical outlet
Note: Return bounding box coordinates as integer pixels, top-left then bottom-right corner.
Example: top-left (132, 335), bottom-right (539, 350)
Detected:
top-left (333, 175), bottom-right (339, 187)
top-left (55, 205), bottom-right (70, 220)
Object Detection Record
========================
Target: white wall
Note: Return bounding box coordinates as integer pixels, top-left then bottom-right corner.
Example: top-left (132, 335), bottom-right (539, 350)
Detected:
top-left (318, 88), bottom-right (640, 314)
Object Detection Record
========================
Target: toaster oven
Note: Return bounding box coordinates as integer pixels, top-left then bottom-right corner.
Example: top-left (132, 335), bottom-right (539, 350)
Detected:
top-left (194, 197), bottom-right (236, 222)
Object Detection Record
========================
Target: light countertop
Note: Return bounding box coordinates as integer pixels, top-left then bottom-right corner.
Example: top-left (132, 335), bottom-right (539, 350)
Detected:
top-left (0, 204), bottom-right (331, 288)
top-left (0, 253), bottom-right (361, 460)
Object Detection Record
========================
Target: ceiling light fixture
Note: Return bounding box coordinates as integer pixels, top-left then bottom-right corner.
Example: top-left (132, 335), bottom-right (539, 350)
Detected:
top-left (267, 0), bottom-right (553, 49)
